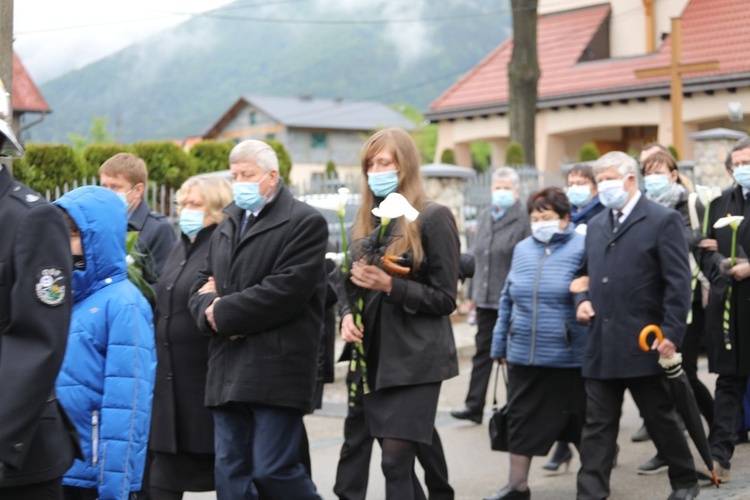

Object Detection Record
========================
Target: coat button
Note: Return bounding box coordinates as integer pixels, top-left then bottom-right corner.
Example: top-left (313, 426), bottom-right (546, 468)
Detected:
top-left (13, 442), bottom-right (23, 453)
top-left (602, 277), bottom-right (609, 284)
top-left (163, 315), bottom-right (170, 320)
top-left (610, 242), bottom-right (615, 248)
top-left (163, 342), bottom-right (169, 347)
top-left (166, 284), bottom-right (174, 291)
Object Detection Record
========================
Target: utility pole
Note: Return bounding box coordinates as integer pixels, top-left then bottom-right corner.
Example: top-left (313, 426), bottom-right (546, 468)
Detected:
top-left (0, 0), bottom-right (14, 171)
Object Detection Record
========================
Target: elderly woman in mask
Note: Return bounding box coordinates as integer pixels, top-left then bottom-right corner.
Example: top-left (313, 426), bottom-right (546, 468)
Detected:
top-left (451, 167), bottom-right (530, 425)
top-left (149, 174), bottom-right (233, 499)
top-left (484, 187), bottom-right (588, 500)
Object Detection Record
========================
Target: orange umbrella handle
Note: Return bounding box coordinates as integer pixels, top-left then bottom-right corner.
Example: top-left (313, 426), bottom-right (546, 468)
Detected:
top-left (381, 254), bottom-right (411, 276)
top-left (638, 324), bottom-right (663, 352)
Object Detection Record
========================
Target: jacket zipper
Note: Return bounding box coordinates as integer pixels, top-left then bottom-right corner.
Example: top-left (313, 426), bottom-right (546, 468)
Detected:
top-left (530, 245), bottom-right (551, 364)
top-left (91, 410), bottom-right (99, 466)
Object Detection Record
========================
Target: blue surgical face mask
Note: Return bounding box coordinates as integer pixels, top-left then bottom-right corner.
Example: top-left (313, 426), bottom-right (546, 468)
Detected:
top-left (179, 209), bottom-right (205, 238)
top-left (491, 189), bottom-right (515, 209)
top-left (733, 165), bottom-right (750, 189)
top-left (597, 178), bottom-right (630, 209)
top-left (117, 189), bottom-right (134, 212)
top-left (531, 219), bottom-right (560, 243)
top-left (367, 170), bottom-right (399, 197)
top-left (566, 184), bottom-right (592, 207)
top-left (233, 177), bottom-right (268, 212)
top-left (644, 174), bottom-right (671, 199)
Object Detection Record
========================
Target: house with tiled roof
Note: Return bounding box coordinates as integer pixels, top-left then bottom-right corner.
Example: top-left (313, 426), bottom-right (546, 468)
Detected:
top-left (11, 52), bottom-right (50, 142)
top-left (425, 0), bottom-right (750, 178)
top-left (203, 94), bottom-right (415, 186)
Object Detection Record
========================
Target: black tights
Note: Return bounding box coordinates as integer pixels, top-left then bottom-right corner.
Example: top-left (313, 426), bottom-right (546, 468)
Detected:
top-left (381, 438), bottom-right (426, 500)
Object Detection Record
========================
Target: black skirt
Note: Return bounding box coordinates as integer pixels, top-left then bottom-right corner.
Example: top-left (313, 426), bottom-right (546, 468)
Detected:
top-left (150, 451), bottom-right (215, 492)
top-left (362, 382), bottom-right (442, 444)
top-left (506, 363), bottom-right (585, 456)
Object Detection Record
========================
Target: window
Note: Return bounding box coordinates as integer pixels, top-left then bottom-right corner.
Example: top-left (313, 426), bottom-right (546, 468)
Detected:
top-left (250, 112), bottom-right (257, 125)
top-left (266, 133), bottom-right (276, 141)
top-left (311, 133), bottom-right (327, 149)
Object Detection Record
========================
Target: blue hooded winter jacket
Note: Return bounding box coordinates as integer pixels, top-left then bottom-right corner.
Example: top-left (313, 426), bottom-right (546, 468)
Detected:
top-left (490, 224), bottom-right (587, 367)
top-left (54, 186), bottom-right (156, 500)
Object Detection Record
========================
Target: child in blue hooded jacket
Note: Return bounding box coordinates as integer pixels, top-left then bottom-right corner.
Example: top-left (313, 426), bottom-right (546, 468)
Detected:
top-left (54, 186), bottom-right (156, 500)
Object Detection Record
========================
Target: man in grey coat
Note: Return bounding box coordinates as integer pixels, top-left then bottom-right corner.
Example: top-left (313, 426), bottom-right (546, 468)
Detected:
top-left (451, 167), bottom-right (530, 424)
top-left (574, 152), bottom-right (698, 500)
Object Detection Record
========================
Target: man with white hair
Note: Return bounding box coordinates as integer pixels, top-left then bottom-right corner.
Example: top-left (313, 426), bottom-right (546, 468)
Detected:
top-left (452, 166), bottom-right (530, 424)
top-left (189, 139), bottom-right (327, 499)
top-left (573, 152), bottom-right (699, 500)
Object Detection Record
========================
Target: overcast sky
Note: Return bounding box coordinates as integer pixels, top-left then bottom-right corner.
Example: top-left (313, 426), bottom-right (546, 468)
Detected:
top-left (13, 1), bottom-right (236, 83)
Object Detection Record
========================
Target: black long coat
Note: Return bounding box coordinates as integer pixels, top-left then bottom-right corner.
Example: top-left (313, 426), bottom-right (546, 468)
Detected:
top-left (0, 167), bottom-right (79, 487)
top-left (578, 194), bottom-right (691, 379)
top-left (701, 185), bottom-right (750, 376)
top-left (356, 202), bottom-right (461, 390)
top-left (189, 186), bottom-right (328, 413)
top-left (150, 226), bottom-right (216, 455)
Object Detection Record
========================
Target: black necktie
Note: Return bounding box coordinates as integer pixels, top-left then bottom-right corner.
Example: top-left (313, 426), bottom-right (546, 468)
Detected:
top-left (237, 212), bottom-right (254, 243)
top-left (612, 211), bottom-right (621, 232)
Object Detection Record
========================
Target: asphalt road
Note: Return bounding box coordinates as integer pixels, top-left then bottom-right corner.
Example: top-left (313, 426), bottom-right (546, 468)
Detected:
top-left (185, 320), bottom-right (750, 499)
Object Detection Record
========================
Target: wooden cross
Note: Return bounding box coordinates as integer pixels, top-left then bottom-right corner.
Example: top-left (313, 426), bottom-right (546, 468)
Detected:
top-left (635, 17), bottom-right (719, 159)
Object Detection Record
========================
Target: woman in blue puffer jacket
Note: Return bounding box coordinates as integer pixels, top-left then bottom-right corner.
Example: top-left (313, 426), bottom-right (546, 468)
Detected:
top-left (483, 187), bottom-right (587, 500)
top-left (54, 186), bottom-right (156, 500)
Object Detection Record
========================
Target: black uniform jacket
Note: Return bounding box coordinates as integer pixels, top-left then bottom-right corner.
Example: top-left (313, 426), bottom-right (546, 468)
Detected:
top-left (151, 226), bottom-right (216, 455)
top-left (0, 167), bottom-right (79, 487)
top-left (189, 185), bottom-right (328, 414)
top-left (576, 194), bottom-right (691, 379)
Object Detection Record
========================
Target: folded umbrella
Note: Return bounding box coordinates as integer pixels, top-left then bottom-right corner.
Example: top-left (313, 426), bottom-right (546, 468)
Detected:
top-left (638, 324), bottom-right (719, 488)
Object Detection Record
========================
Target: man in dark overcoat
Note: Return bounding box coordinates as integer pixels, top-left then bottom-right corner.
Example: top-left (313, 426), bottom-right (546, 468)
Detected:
top-left (189, 139), bottom-right (327, 500)
top-left (0, 115), bottom-right (79, 497)
top-left (700, 137), bottom-right (750, 481)
top-left (574, 152), bottom-right (699, 500)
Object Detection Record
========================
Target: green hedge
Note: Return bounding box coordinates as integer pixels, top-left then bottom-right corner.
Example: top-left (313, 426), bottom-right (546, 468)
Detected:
top-left (505, 141), bottom-right (526, 166)
top-left (82, 143), bottom-right (133, 179)
top-left (189, 141), bottom-right (233, 174)
top-left (131, 141), bottom-right (193, 189)
top-left (13, 144), bottom-right (82, 194)
top-left (267, 140), bottom-right (293, 185)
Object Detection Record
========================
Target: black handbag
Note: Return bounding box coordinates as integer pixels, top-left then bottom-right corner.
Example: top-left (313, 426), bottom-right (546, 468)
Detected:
top-left (488, 363), bottom-right (509, 452)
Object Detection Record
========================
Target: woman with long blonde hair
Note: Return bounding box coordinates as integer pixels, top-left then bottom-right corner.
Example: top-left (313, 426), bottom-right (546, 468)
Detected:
top-left (340, 128), bottom-right (460, 499)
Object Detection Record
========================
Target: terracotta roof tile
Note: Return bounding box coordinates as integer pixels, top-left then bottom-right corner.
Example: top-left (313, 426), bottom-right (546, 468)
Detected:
top-left (430, 0), bottom-right (749, 112)
top-left (12, 52), bottom-right (50, 114)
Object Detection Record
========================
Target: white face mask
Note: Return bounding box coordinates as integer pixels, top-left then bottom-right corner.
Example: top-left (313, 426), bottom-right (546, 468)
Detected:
top-left (597, 178), bottom-right (630, 209)
top-left (530, 219), bottom-right (560, 243)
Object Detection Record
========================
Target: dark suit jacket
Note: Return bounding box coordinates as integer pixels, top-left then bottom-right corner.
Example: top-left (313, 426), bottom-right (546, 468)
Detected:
top-left (189, 185), bottom-right (328, 413)
top-left (0, 167), bottom-right (78, 487)
top-left (151, 226), bottom-right (216, 455)
top-left (577, 194), bottom-right (691, 379)
top-left (128, 200), bottom-right (177, 284)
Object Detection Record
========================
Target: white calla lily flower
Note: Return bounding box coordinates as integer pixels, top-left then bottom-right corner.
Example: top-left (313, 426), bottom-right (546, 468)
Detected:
top-left (371, 193), bottom-right (420, 222)
top-left (714, 215), bottom-right (745, 230)
top-left (337, 187), bottom-right (350, 218)
top-left (325, 252), bottom-right (345, 266)
top-left (695, 185), bottom-right (722, 205)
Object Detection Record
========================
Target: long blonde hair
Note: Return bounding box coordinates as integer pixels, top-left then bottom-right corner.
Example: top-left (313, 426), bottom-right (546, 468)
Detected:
top-left (354, 128), bottom-right (426, 268)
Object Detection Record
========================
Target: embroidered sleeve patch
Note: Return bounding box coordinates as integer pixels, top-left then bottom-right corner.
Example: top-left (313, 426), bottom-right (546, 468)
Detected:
top-left (35, 268), bottom-right (66, 306)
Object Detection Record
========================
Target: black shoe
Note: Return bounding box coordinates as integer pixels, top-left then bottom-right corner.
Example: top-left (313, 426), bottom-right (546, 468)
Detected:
top-left (637, 454), bottom-right (668, 475)
top-left (450, 407), bottom-right (482, 424)
top-left (483, 485), bottom-right (531, 500)
top-left (631, 424), bottom-right (651, 442)
top-left (667, 483), bottom-right (699, 500)
top-left (542, 442), bottom-right (573, 473)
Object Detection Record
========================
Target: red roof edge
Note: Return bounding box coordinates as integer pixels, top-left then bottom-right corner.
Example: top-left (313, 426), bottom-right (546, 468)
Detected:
top-left (11, 52), bottom-right (50, 114)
